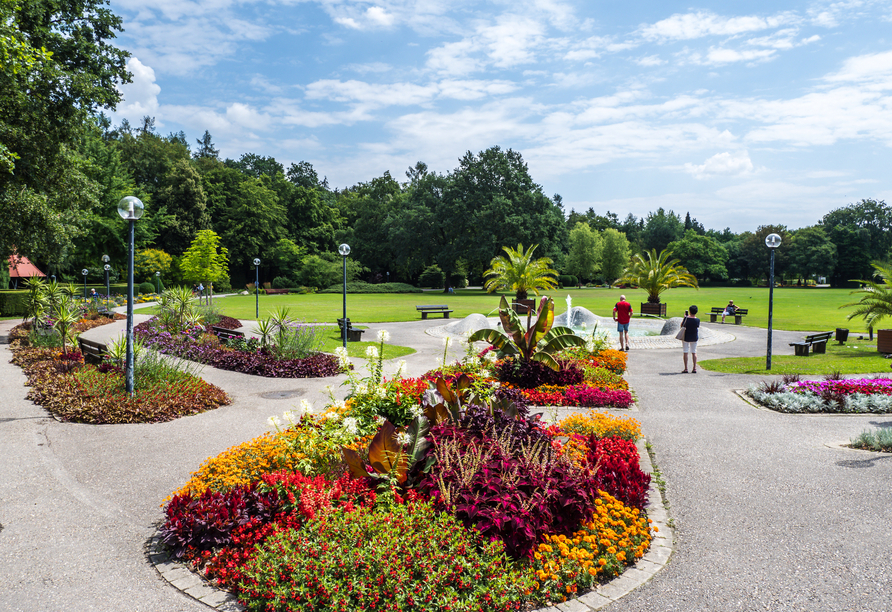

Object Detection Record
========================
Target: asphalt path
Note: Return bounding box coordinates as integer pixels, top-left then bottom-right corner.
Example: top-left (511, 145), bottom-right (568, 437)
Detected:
top-left (0, 317), bottom-right (890, 612)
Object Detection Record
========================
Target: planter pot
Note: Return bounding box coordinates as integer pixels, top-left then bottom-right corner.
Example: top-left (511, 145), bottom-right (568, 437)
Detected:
top-left (835, 328), bottom-right (849, 344)
top-left (877, 329), bottom-right (892, 353)
top-left (640, 302), bottom-right (667, 317)
top-left (511, 299), bottom-right (536, 314)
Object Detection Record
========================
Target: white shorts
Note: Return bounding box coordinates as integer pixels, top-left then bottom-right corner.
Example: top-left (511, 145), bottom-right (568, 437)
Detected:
top-left (682, 341), bottom-right (698, 354)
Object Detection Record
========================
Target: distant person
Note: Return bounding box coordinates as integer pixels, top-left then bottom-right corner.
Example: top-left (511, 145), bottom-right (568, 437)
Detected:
top-left (722, 300), bottom-right (736, 323)
top-left (680, 305), bottom-right (700, 373)
top-left (90, 288), bottom-right (97, 298)
top-left (613, 294), bottom-right (633, 351)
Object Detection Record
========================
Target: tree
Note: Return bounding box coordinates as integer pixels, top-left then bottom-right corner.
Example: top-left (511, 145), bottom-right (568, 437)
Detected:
top-left (193, 131), bottom-right (219, 160)
top-left (566, 222), bottom-right (601, 282)
top-left (600, 229), bottom-right (631, 284)
top-left (616, 248), bottom-right (698, 303)
top-left (667, 230), bottom-right (729, 280)
top-left (153, 159), bottom-right (210, 256)
top-left (134, 249), bottom-right (173, 283)
top-left (641, 208), bottom-right (684, 252)
top-left (180, 230), bottom-right (229, 302)
top-left (788, 226), bottom-right (837, 281)
top-left (483, 244), bottom-right (558, 301)
top-left (267, 238), bottom-right (307, 281)
top-left (843, 262), bottom-right (892, 329)
top-left (0, 0), bottom-right (131, 263)
top-left (739, 226), bottom-right (791, 283)
top-left (821, 199), bottom-right (891, 287)
top-left (218, 178), bottom-right (286, 273)
top-left (224, 153), bottom-right (284, 179)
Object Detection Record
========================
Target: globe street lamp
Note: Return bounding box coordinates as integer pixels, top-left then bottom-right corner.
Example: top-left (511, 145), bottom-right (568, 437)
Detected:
top-left (338, 244), bottom-right (351, 348)
top-left (253, 258), bottom-right (261, 319)
top-left (102, 254), bottom-right (110, 312)
top-left (765, 233), bottom-right (782, 370)
top-left (82, 269), bottom-right (89, 302)
top-left (117, 196), bottom-right (144, 395)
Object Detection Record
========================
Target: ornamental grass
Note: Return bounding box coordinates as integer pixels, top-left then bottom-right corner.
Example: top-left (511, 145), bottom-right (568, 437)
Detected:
top-left (530, 491), bottom-right (653, 604)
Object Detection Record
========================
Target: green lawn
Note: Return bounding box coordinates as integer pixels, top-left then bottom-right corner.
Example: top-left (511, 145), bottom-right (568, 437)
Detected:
top-left (699, 339), bottom-right (891, 375)
top-left (202, 286), bottom-right (873, 333)
top-left (316, 328), bottom-right (415, 359)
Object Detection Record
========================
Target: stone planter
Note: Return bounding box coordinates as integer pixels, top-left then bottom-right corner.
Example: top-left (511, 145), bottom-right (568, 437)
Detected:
top-left (877, 329), bottom-right (892, 353)
top-left (640, 302), bottom-right (667, 317)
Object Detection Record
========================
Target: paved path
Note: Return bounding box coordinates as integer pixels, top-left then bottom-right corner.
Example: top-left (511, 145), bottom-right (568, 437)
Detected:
top-left (0, 318), bottom-right (890, 611)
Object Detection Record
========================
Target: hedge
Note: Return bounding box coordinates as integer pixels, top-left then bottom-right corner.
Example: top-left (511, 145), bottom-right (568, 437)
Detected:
top-left (320, 282), bottom-right (422, 294)
top-left (0, 291), bottom-right (29, 316)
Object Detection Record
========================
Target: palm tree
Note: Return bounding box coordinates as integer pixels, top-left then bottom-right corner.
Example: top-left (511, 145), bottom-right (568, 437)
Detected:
top-left (616, 248), bottom-right (698, 303)
top-left (483, 244), bottom-right (558, 301)
top-left (843, 262), bottom-right (892, 327)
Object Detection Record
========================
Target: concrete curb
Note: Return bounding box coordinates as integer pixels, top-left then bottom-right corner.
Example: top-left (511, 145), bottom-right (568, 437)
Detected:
top-left (146, 438), bottom-right (674, 612)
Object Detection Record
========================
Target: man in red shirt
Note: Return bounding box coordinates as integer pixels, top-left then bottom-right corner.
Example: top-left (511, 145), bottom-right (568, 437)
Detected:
top-left (613, 294), bottom-right (633, 351)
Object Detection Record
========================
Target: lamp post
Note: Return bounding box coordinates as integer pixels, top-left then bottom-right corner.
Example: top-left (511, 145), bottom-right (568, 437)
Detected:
top-left (102, 254), bottom-right (110, 312)
top-left (253, 258), bottom-right (261, 319)
top-left (117, 196), bottom-right (144, 395)
top-left (338, 244), bottom-right (351, 348)
top-left (155, 271), bottom-right (161, 294)
top-left (765, 233), bottom-right (782, 370)
top-left (82, 269), bottom-right (89, 302)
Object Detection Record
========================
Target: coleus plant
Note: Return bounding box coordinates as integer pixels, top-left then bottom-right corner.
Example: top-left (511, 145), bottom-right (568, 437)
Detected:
top-left (468, 295), bottom-right (584, 370)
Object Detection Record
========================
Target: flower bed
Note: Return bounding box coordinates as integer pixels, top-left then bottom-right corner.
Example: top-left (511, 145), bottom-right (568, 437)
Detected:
top-left (746, 376), bottom-right (892, 413)
top-left (160, 340), bottom-right (653, 610)
top-left (135, 318), bottom-right (340, 378)
top-left (9, 322), bottom-right (230, 424)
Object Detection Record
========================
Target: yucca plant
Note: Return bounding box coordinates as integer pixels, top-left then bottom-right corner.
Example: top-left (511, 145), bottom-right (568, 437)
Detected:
top-left (843, 262), bottom-right (892, 328)
top-left (468, 295), bottom-right (584, 370)
top-left (53, 294), bottom-right (81, 354)
top-left (483, 243), bottom-right (558, 301)
top-left (22, 276), bottom-right (47, 326)
top-left (616, 248), bottom-right (698, 303)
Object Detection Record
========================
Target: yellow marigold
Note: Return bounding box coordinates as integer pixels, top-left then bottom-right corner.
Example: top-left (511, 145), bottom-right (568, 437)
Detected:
top-left (557, 409), bottom-right (641, 441)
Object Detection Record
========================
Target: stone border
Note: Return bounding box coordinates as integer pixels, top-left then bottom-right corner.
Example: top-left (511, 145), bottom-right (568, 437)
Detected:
top-left (147, 438), bottom-right (674, 612)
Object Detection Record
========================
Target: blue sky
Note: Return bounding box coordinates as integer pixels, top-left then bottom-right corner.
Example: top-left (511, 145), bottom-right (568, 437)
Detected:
top-left (109, 0), bottom-right (892, 233)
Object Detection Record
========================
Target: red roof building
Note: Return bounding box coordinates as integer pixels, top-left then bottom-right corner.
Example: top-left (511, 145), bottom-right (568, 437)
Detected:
top-left (8, 254), bottom-right (46, 279)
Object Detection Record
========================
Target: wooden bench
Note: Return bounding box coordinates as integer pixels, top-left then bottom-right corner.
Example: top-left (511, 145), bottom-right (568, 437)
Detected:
top-left (265, 288), bottom-right (289, 295)
top-left (708, 307), bottom-right (748, 324)
top-left (337, 318), bottom-right (364, 342)
top-left (77, 337), bottom-right (108, 365)
top-left (416, 305), bottom-right (453, 319)
top-left (211, 326), bottom-right (245, 342)
top-left (789, 331), bottom-right (833, 356)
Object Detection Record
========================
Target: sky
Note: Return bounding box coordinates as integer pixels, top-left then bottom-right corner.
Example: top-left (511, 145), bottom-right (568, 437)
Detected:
top-left (109, 0), bottom-right (892, 233)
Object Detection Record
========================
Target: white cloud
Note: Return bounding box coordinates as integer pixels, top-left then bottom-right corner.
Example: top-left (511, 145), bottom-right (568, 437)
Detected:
top-left (114, 58), bottom-right (161, 120)
top-left (305, 79), bottom-right (438, 106)
top-left (638, 10), bottom-right (799, 42)
top-left (698, 47), bottom-right (778, 66)
top-left (635, 55), bottom-right (665, 67)
top-left (683, 150), bottom-right (754, 179)
top-left (824, 49), bottom-right (892, 85)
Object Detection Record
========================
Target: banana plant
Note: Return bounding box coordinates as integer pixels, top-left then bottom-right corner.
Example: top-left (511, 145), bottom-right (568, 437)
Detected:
top-left (467, 295), bottom-right (584, 370)
top-left (422, 374), bottom-right (524, 425)
top-left (341, 418), bottom-right (431, 487)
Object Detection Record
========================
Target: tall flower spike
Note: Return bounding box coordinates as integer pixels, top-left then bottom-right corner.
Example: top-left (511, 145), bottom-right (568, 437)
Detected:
top-left (377, 329), bottom-right (390, 343)
top-left (365, 345), bottom-right (379, 359)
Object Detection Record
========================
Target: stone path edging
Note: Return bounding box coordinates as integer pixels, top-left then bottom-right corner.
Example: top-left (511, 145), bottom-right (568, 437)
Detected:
top-left (145, 438), bottom-right (674, 612)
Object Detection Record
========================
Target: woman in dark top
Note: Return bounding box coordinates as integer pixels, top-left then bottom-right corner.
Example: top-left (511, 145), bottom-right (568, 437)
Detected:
top-left (681, 304), bottom-right (701, 373)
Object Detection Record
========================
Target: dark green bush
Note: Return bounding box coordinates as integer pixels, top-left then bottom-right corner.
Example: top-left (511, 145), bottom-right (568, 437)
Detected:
top-left (320, 282), bottom-right (421, 294)
top-left (418, 265), bottom-right (444, 288)
top-left (271, 276), bottom-right (292, 289)
top-left (0, 291), bottom-right (29, 316)
top-left (558, 274), bottom-right (578, 288)
top-left (137, 282), bottom-right (156, 295)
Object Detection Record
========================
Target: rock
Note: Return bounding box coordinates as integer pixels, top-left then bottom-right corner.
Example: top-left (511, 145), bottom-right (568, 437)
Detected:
top-left (660, 317), bottom-right (684, 336)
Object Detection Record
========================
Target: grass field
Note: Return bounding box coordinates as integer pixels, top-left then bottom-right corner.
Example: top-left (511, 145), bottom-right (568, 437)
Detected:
top-left (699, 339), bottom-right (892, 375)
top-left (203, 286), bottom-right (873, 333)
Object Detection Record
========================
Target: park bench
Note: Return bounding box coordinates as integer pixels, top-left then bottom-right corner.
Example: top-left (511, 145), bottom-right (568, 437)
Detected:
top-left (337, 318), bottom-right (364, 342)
top-left (709, 307), bottom-right (748, 324)
top-left (416, 305), bottom-right (453, 319)
top-left (211, 326), bottom-right (245, 342)
top-left (77, 337), bottom-right (108, 365)
top-left (789, 331), bottom-right (833, 356)
top-left (265, 288), bottom-right (289, 295)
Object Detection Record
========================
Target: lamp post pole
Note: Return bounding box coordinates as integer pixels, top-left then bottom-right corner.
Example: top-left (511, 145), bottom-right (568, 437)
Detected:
top-left (765, 233), bottom-right (781, 370)
top-left (82, 269), bottom-right (88, 303)
top-left (118, 196), bottom-right (144, 395)
top-left (155, 271), bottom-right (160, 294)
top-left (253, 258), bottom-right (261, 319)
top-left (102, 254), bottom-right (110, 312)
top-left (338, 244), bottom-right (351, 348)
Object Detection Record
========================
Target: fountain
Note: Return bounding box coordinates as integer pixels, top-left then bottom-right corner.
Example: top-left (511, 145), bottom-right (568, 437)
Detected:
top-left (566, 295), bottom-right (573, 327)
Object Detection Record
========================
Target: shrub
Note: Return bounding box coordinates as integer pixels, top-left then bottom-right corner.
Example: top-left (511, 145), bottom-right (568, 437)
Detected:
top-left (850, 428), bottom-right (892, 452)
top-left (272, 276), bottom-right (292, 289)
top-left (137, 281), bottom-right (156, 295)
top-left (320, 281), bottom-right (422, 294)
top-left (238, 502), bottom-right (534, 612)
top-left (558, 274), bottom-right (578, 288)
top-left (0, 290), bottom-right (29, 316)
top-left (418, 264), bottom-right (444, 289)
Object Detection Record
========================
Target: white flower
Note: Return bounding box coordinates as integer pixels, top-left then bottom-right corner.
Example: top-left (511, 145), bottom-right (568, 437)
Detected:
top-left (394, 359), bottom-right (407, 378)
top-left (409, 404), bottom-right (423, 418)
top-left (365, 345), bottom-right (379, 359)
top-left (282, 411), bottom-right (297, 425)
top-left (267, 415), bottom-right (282, 430)
top-left (484, 351), bottom-right (498, 362)
top-left (397, 431), bottom-right (411, 445)
top-left (300, 399), bottom-right (313, 415)
top-left (342, 417), bottom-right (359, 435)
top-left (375, 385), bottom-right (387, 398)
top-left (355, 383), bottom-right (368, 395)
top-left (377, 329), bottom-right (391, 343)
top-left (580, 322), bottom-right (587, 330)
top-left (374, 415), bottom-right (386, 425)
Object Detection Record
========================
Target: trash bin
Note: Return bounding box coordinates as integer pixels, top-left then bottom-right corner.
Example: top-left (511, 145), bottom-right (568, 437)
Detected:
top-left (835, 328), bottom-right (849, 343)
